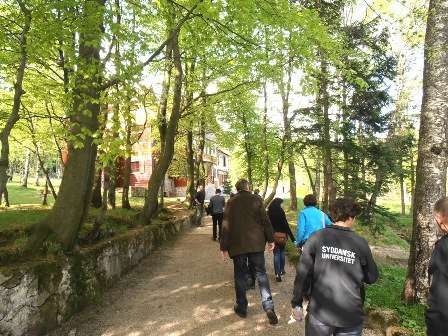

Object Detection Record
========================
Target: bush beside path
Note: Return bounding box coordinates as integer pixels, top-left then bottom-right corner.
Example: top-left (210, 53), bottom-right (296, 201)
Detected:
top-left (49, 216), bottom-right (380, 336)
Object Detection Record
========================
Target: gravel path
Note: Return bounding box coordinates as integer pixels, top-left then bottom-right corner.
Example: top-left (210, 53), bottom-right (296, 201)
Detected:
top-left (49, 217), bottom-right (380, 336)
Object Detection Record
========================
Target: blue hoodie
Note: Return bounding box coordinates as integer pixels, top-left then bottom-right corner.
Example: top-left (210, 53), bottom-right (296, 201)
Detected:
top-left (296, 206), bottom-right (332, 247)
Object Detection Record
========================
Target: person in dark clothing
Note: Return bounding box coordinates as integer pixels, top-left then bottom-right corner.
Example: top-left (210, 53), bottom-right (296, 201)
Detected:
top-left (291, 197), bottom-right (378, 336)
top-left (194, 185), bottom-right (205, 227)
top-left (209, 188), bottom-right (226, 241)
top-left (220, 179), bottom-right (278, 325)
top-left (267, 198), bottom-right (295, 282)
top-left (426, 197), bottom-right (448, 336)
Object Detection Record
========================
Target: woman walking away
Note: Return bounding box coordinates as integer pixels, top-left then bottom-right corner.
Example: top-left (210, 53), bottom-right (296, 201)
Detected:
top-left (296, 194), bottom-right (332, 249)
top-left (426, 197), bottom-right (448, 336)
top-left (267, 198), bottom-right (295, 282)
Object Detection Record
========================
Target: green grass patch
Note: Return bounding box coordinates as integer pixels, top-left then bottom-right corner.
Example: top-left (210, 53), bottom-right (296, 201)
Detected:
top-left (365, 263), bottom-right (426, 335)
top-left (4, 178), bottom-right (59, 206)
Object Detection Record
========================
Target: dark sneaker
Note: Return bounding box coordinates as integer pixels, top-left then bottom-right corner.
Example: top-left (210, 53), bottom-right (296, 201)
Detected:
top-left (275, 274), bottom-right (282, 282)
top-left (280, 270), bottom-right (286, 275)
top-left (234, 305), bottom-right (247, 318)
top-left (266, 308), bottom-right (278, 325)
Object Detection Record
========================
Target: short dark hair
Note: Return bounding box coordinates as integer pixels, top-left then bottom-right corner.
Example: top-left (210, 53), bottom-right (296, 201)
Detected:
top-left (235, 179), bottom-right (249, 192)
top-left (434, 197), bottom-right (448, 219)
top-left (215, 188), bottom-right (221, 194)
top-left (303, 194), bottom-right (317, 207)
top-left (329, 198), bottom-right (361, 222)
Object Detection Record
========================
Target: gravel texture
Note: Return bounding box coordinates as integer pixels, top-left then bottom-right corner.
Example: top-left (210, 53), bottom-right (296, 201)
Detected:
top-left (49, 216), bottom-right (380, 336)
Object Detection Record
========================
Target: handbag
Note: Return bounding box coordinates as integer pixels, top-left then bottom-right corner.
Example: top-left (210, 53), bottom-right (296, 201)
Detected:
top-left (273, 231), bottom-right (287, 246)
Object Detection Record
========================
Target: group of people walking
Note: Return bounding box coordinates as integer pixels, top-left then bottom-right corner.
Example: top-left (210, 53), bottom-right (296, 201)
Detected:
top-left (195, 179), bottom-right (448, 335)
top-left (217, 179), bottom-right (378, 335)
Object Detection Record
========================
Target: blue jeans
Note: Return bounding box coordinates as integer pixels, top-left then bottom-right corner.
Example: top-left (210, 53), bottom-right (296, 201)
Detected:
top-left (273, 245), bottom-right (286, 274)
top-left (305, 313), bottom-right (363, 336)
top-left (232, 252), bottom-right (274, 312)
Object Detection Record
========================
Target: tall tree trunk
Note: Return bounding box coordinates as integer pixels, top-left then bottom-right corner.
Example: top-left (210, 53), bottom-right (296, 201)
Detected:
top-left (91, 168), bottom-right (102, 208)
top-left (0, 1), bottom-right (30, 204)
top-left (301, 154), bottom-right (316, 195)
top-left (264, 136), bottom-right (287, 206)
top-left (321, 61), bottom-right (333, 213)
top-left (121, 155), bottom-right (132, 209)
top-left (315, 155), bottom-right (322, 206)
top-left (121, 105), bottom-right (133, 210)
top-left (22, 149), bottom-right (31, 188)
top-left (30, 0), bottom-right (106, 251)
top-left (241, 112), bottom-right (254, 188)
top-left (34, 157), bottom-right (40, 186)
top-left (409, 147), bottom-right (415, 215)
top-left (107, 159), bottom-right (117, 209)
top-left (186, 128), bottom-right (195, 208)
top-left (278, 48), bottom-right (297, 211)
top-left (262, 80), bottom-right (269, 199)
top-left (142, 32), bottom-right (183, 223)
top-left (400, 158), bottom-right (406, 215)
top-left (194, 116), bottom-right (206, 186)
top-left (404, 0), bottom-right (448, 304)
top-left (41, 179), bottom-right (49, 206)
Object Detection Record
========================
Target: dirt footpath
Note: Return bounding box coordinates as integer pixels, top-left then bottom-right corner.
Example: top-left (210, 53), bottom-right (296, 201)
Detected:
top-left (49, 216), bottom-right (379, 336)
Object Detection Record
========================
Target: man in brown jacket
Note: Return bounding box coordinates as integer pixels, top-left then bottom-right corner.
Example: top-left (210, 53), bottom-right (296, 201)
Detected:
top-left (220, 179), bottom-right (278, 325)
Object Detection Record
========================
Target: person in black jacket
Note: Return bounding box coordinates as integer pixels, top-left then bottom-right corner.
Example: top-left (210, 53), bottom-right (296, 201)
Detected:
top-left (291, 197), bottom-right (378, 336)
top-left (426, 197), bottom-right (448, 336)
top-left (194, 185), bottom-right (205, 227)
top-left (267, 198), bottom-right (295, 282)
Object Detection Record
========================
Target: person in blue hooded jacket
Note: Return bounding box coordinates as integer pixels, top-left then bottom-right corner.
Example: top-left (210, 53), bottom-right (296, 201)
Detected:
top-left (296, 194), bottom-right (332, 249)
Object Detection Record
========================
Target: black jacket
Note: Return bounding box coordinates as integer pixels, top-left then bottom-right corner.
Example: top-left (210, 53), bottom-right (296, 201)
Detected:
top-left (426, 234), bottom-right (448, 326)
top-left (291, 225), bottom-right (378, 327)
top-left (267, 206), bottom-right (295, 242)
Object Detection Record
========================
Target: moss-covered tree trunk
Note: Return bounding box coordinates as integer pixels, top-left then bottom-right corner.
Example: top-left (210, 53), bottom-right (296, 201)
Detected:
top-left (32, 0), bottom-right (106, 251)
top-left (403, 0), bottom-right (448, 304)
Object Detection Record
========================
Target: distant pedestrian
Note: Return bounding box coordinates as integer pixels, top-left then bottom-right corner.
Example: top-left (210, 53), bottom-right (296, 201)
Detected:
top-left (254, 188), bottom-right (261, 198)
top-left (296, 194), bottom-right (332, 249)
top-left (194, 185), bottom-right (205, 227)
top-left (267, 198), bottom-right (295, 282)
top-left (209, 188), bottom-right (226, 241)
top-left (426, 197), bottom-right (448, 336)
top-left (291, 197), bottom-right (379, 336)
top-left (220, 178), bottom-right (279, 325)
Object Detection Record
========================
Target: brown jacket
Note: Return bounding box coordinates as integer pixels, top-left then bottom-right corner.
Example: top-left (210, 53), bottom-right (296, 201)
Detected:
top-left (220, 190), bottom-right (275, 258)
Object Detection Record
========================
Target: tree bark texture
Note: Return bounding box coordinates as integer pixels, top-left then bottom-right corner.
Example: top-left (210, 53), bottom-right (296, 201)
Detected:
top-left (404, 0), bottom-right (448, 304)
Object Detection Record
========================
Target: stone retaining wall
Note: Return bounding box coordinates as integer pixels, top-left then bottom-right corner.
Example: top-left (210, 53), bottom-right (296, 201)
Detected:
top-left (0, 215), bottom-right (193, 336)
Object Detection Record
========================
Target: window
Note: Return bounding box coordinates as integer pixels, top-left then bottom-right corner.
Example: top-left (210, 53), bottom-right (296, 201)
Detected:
top-left (131, 161), bottom-right (140, 172)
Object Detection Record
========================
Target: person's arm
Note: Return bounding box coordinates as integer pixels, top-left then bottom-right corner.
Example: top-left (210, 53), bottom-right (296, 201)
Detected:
top-left (291, 238), bottom-right (315, 307)
top-left (281, 209), bottom-right (295, 242)
top-left (296, 211), bottom-right (306, 246)
top-left (360, 239), bottom-right (379, 284)
top-left (260, 204), bottom-right (275, 243)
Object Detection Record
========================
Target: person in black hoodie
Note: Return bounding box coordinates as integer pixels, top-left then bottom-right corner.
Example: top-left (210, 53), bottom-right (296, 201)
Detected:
top-left (291, 197), bottom-right (378, 336)
top-left (267, 198), bottom-right (295, 282)
top-left (426, 197), bottom-right (448, 336)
